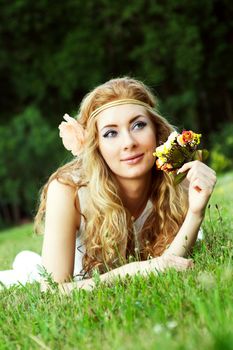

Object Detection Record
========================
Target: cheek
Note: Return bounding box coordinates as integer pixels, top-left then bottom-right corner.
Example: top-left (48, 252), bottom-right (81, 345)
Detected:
top-left (143, 130), bottom-right (157, 148)
top-left (150, 129), bottom-right (157, 146)
top-left (98, 141), bottom-right (118, 164)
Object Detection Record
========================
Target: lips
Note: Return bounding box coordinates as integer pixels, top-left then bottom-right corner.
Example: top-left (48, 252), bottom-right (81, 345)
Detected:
top-left (121, 153), bottom-right (144, 161)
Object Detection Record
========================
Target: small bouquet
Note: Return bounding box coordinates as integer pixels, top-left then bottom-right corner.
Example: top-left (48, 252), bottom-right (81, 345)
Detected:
top-left (153, 130), bottom-right (209, 184)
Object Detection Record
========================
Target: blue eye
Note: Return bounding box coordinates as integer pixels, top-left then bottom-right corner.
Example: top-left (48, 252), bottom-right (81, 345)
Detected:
top-left (103, 130), bottom-right (117, 138)
top-left (134, 121), bottom-right (147, 129)
top-left (103, 121), bottom-right (147, 138)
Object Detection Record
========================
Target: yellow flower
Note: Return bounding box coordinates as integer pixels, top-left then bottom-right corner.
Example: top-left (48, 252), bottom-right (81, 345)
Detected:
top-left (156, 158), bottom-right (164, 169)
top-left (193, 133), bottom-right (202, 145)
top-left (163, 142), bottom-right (172, 154)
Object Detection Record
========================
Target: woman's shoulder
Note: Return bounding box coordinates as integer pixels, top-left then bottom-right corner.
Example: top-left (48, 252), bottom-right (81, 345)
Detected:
top-left (47, 178), bottom-right (81, 230)
top-left (48, 178), bottom-right (77, 197)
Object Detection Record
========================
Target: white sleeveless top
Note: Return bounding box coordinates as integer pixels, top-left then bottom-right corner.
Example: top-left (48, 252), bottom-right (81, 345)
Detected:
top-left (73, 186), bottom-right (154, 279)
top-left (73, 186), bottom-right (204, 279)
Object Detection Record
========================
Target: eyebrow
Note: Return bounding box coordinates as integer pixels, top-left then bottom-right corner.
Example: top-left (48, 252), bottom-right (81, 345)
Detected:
top-left (100, 115), bottom-right (146, 131)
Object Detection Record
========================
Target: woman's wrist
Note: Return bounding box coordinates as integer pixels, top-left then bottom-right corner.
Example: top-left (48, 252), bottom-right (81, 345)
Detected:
top-left (187, 208), bottom-right (205, 222)
top-left (58, 278), bottom-right (95, 294)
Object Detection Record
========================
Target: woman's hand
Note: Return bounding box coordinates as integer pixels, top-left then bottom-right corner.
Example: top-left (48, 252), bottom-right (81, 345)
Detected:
top-left (58, 278), bottom-right (95, 295)
top-left (178, 160), bottom-right (217, 216)
top-left (139, 254), bottom-right (194, 275)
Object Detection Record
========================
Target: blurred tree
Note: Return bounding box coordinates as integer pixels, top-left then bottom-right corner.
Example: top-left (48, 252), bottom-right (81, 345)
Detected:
top-left (0, 0), bottom-right (232, 225)
top-left (209, 123), bottom-right (233, 173)
top-left (0, 106), bottom-right (68, 226)
top-left (0, 0), bottom-right (232, 130)
top-left (0, 0), bottom-right (105, 122)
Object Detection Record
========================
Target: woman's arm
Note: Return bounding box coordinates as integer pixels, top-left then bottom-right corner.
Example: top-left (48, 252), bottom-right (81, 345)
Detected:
top-left (164, 160), bottom-right (217, 257)
top-left (164, 210), bottom-right (204, 257)
top-left (40, 179), bottom-right (80, 284)
top-left (57, 254), bottom-right (194, 294)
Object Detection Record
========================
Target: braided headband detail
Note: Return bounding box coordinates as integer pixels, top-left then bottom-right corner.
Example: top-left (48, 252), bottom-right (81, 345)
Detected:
top-left (89, 98), bottom-right (154, 119)
top-left (58, 99), bottom-right (154, 156)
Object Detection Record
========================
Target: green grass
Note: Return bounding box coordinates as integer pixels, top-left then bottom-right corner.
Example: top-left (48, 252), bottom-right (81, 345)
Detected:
top-left (0, 224), bottom-right (42, 270)
top-left (0, 172), bottom-right (233, 350)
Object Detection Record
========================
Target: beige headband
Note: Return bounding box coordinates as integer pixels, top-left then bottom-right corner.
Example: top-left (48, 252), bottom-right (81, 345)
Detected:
top-left (59, 99), bottom-right (155, 156)
top-left (90, 98), bottom-right (154, 119)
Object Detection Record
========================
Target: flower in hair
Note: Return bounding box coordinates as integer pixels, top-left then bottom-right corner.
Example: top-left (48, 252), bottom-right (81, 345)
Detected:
top-left (58, 114), bottom-right (86, 156)
top-left (153, 130), bottom-right (208, 184)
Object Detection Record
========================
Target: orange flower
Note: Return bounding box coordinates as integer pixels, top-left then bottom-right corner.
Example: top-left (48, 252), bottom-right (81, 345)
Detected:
top-left (182, 130), bottom-right (194, 142)
top-left (161, 163), bottom-right (173, 172)
top-left (58, 114), bottom-right (86, 156)
top-left (177, 130), bottom-right (194, 146)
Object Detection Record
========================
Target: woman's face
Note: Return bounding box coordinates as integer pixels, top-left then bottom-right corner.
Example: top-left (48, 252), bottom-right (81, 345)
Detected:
top-left (97, 104), bottom-right (157, 181)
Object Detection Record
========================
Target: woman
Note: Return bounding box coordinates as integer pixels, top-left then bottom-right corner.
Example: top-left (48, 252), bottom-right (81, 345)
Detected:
top-left (0, 77), bottom-right (216, 292)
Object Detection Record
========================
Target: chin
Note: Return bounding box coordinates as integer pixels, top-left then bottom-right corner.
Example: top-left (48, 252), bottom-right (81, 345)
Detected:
top-left (117, 166), bottom-right (153, 179)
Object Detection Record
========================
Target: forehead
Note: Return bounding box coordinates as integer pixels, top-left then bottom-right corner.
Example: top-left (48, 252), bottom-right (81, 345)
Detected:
top-left (96, 104), bottom-right (150, 130)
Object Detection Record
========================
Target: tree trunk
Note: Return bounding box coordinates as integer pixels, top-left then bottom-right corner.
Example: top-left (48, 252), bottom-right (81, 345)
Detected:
top-left (224, 88), bottom-right (233, 122)
top-left (11, 203), bottom-right (21, 224)
top-left (1, 204), bottom-right (12, 224)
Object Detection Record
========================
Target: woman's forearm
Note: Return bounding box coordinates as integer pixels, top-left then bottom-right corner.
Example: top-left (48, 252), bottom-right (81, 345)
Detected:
top-left (59, 261), bottom-right (144, 293)
top-left (41, 260), bottom-right (150, 293)
top-left (59, 258), bottom-right (177, 293)
top-left (164, 209), bottom-right (204, 257)
top-left (58, 253), bottom-right (194, 294)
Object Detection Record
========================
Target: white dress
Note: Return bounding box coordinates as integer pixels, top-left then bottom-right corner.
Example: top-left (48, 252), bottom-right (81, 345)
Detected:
top-left (0, 187), bottom-right (203, 289)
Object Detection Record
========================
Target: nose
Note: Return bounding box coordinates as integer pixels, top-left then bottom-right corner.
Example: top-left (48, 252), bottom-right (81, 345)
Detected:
top-left (122, 130), bottom-right (138, 150)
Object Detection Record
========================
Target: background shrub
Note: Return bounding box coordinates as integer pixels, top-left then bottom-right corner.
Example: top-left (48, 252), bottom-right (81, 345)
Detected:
top-left (0, 106), bottom-right (68, 227)
top-left (209, 123), bottom-right (233, 173)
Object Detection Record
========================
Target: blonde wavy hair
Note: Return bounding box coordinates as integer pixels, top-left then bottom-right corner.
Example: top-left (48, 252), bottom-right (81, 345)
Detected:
top-left (34, 76), bottom-right (188, 277)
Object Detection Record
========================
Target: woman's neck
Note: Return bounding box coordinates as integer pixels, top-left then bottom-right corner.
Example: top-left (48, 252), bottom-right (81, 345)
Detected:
top-left (116, 172), bottom-right (152, 220)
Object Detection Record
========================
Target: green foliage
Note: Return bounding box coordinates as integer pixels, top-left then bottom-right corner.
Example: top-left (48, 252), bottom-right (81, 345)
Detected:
top-left (209, 123), bottom-right (233, 173)
top-left (0, 106), bottom-right (67, 225)
top-left (0, 223), bottom-right (42, 269)
top-left (0, 0), bottom-right (232, 129)
top-left (0, 0), bottom-right (233, 224)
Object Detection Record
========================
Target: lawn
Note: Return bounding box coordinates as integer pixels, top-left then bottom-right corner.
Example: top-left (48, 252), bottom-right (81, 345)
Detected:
top-left (0, 172), bottom-right (232, 350)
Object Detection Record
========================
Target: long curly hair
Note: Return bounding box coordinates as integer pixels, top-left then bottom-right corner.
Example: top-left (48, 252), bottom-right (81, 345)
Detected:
top-left (34, 76), bottom-right (188, 277)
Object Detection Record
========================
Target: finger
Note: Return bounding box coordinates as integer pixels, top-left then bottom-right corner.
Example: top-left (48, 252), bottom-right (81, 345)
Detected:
top-left (169, 261), bottom-right (193, 271)
top-left (175, 259), bottom-right (194, 270)
top-left (178, 160), bottom-right (215, 176)
top-left (172, 256), bottom-right (194, 269)
top-left (163, 255), bottom-right (194, 270)
top-left (165, 254), bottom-right (191, 263)
top-left (177, 160), bottom-right (200, 174)
top-left (186, 259), bottom-right (194, 268)
top-left (189, 166), bottom-right (216, 182)
top-left (184, 167), bottom-right (217, 187)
